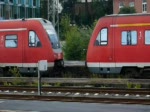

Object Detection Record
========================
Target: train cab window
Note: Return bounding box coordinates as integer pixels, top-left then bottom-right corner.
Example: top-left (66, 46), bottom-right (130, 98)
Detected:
top-left (145, 30), bottom-right (150, 45)
top-left (121, 31), bottom-right (137, 45)
top-left (5, 35), bottom-right (18, 48)
top-left (46, 30), bottom-right (60, 49)
top-left (29, 31), bottom-right (42, 47)
top-left (95, 28), bottom-right (108, 46)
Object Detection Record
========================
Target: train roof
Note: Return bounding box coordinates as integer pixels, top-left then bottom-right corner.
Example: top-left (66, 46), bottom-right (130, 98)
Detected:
top-left (0, 18), bottom-right (52, 25)
top-left (105, 13), bottom-right (150, 17)
top-left (0, 18), bottom-right (54, 30)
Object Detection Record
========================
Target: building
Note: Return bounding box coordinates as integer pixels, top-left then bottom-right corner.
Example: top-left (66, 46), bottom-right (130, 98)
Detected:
top-left (0, 0), bottom-right (40, 20)
top-left (113, 0), bottom-right (150, 14)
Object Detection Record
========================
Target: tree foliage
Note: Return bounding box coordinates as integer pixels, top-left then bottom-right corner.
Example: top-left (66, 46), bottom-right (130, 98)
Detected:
top-left (60, 14), bottom-right (71, 40)
top-left (61, 0), bottom-right (113, 26)
top-left (119, 6), bottom-right (136, 14)
top-left (40, 0), bottom-right (48, 19)
top-left (91, 0), bottom-right (105, 19)
top-left (63, 26), bottom-right (83, 60)
top-left (61, 15), bottom-right (96, 60)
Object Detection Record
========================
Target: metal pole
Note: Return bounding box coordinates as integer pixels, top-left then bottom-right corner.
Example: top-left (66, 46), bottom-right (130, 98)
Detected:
top-left (52, 0), bottom-right (55, 26)
top-left (24, 6), bottom-right (26, 18)
top-left (0, 5), bottom-right (1, 18)
top-left (38, 69), bottom-right (41, 96)
top-left (47, 0), bottom-right (49, 20)
top-left (57, 0), bottom-right (59, 38)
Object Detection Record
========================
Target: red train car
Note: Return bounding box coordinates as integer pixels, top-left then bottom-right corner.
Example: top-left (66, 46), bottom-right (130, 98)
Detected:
top-left (86, 13), bottom-right (150, 77)
top-left (0, 18), bottom-right (63, 76)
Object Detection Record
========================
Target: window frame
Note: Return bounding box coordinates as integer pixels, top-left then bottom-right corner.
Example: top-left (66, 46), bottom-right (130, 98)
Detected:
top-left (29, 30), bottom-right (42, 47)
top-left (5, 35), bottom-right (18, 48)
top-left (9, 0), bottom-right (13, 3)
top-left (142, 0), bottom-right (147, 13)
top-left (145, 30), bottom-right (150, 45)
top-left (26, 0), bottom-right (29, 5)
top-left (33, 0), bottom-right (36, 6)
top-left (129, 2), bottom-right (135, 7)
top-left (18, 0), bottom-right (21, 4)
top-left (121, 30), bottom-right (138, 46)
top-left (95, 28), bottom-right (108, 46)
top-left (119, 1), bottom-right (124, 9)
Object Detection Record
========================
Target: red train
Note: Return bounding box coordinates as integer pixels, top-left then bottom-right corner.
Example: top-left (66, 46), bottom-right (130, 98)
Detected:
top-left (86, 13), bottom-right (150, 77)
top-left (0, 18), bottom-right (63, 76)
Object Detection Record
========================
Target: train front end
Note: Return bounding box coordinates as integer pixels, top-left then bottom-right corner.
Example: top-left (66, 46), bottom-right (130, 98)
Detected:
top-left (46, 28), bottom-right (64, 67)
top-left (86, 21), bottom-right (100, 74)
top-left (37, 18), bottom-right (64, 69)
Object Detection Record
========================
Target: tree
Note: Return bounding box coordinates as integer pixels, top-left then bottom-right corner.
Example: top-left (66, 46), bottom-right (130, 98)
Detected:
top-left (60, 14), bottom-right (71, 40)
top-left (92, 0), bottom-right (113, 21)
top-left (119, 6), bottom-right (136, 14)
top-left (62, 15), bottom-right (96, 60)
top-left (61, 0), bottom-right (77, 21)
top-left (40, 0), bottom-right (48, 19)
top-left (63, 26), bottom-right (83, 60)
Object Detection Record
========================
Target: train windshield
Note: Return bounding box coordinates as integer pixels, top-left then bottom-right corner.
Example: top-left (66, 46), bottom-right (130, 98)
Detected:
top-left (46, 30), bottom-right (60, 49)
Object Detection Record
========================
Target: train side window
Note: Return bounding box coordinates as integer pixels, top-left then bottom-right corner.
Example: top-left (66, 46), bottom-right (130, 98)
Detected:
top-left (145, 30), bottom-right (150, 45)
top-left (95, 28), bottom-right (108, 46)
top-left (29, 31), bottom-right (42, 47)
top-left (5, 35), bottom-right (18, 48)
top-left (121, 31), bottom-right (137, 45)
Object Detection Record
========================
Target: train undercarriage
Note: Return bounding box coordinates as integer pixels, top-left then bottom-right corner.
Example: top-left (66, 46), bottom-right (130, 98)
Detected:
top-left (0, 62), bottom-right (150, 78)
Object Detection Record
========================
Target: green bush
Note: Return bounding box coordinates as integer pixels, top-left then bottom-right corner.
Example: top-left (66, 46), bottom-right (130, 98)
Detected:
top-left (119, 6), bottom-right (136, 14)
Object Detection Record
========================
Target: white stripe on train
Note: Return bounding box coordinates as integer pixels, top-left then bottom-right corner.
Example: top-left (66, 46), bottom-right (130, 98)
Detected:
top-left (87, 62), bottom-right (150, 68)
top-left (0, 62), bottom-right (54, 67)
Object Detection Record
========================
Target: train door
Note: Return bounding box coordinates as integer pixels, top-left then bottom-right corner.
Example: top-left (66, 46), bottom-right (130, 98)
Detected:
top-left (95, 19), bottom-right (115, 74)
top-left (1, 31), bottom-right (23, 65)
top-left (23, 27), bottom-right (51, 74)
top-left (24, 30), bottom-right (44, 63)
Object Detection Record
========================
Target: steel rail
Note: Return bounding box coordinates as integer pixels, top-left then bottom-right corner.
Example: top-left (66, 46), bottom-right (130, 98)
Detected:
top-left (0, 77), bottom-right (150, 85)
top-left (0, 94), bottom-right (150, 105)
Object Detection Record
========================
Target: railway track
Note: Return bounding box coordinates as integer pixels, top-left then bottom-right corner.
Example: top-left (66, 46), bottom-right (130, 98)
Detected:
top-left (0, 86), bottom-right (150, 105)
